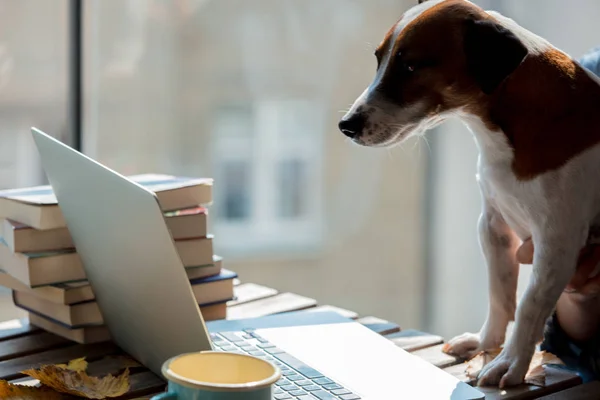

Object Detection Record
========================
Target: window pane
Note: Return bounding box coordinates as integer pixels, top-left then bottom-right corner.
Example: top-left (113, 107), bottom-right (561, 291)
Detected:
top-left (0, 0), bottom-right (68, 189)
top-left (269, 99), bottom-right (320, 139)
top-left (219, 160), bottom-right (251, 221)
top-left (214, 104), bottom-right (253, 140)
top-left (278, 159), bottom-right (305, 219)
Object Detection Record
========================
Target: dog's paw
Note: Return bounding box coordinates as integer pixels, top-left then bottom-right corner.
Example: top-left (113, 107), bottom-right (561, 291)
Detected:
top-left (442, 332), bottom-right (482, 359)
top-left (477, 349), bottom-right (529, 388)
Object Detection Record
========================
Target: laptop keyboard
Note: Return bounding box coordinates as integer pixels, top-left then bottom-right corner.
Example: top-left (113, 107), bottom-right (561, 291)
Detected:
top-left (211, 329), bottom-right (361, 400)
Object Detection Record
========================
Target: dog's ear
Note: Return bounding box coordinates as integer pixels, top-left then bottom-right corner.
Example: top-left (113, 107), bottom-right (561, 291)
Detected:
top-left (463, 18), bottom-right (528, 94)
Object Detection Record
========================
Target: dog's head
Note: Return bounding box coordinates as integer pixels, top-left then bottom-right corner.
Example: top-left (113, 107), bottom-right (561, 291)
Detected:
top-left (339, 0), bottom-right (528, 147)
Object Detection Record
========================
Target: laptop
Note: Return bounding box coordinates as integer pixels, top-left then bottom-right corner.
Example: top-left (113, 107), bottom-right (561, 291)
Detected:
top-left (30, 127), bottom-right (484, 400)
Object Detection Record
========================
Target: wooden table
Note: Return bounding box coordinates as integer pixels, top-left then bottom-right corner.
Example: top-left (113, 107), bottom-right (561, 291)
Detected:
top-left (0, 279), bottom-right (590, 399)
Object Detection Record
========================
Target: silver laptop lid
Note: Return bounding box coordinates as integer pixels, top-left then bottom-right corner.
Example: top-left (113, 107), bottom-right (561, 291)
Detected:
top-left (30, 127), bottom-right (212, 375)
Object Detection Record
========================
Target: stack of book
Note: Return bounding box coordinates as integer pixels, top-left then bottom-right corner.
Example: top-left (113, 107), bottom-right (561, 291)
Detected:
top-left (0, 174), bottom-right (237, 343)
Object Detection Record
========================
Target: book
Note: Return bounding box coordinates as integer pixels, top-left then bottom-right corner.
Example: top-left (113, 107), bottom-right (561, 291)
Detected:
top-left (2, 206), bottom-right (208, 253)
top-left (13, 269), bottom-right (236, 327)
top-left (175, 236), bottom-right (214, 267)
top-left (0, 174), bottom-right (213, 230)
top-left (28, 313), bottom-right (111, 344)
top-left (0, 256), bottom-right (223, 304)
top-left (27, 300), bottom-right (228, 344)
top-left (188, 269), bottom-right (237, 307)
top-left (0, 236), bottom-right (214, 287)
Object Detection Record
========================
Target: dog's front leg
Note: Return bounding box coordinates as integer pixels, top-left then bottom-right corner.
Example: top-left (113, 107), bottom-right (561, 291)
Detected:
top-left (478, 229), bottom-right (585, 388)
top-left (444, 205), bottom-right (520, 359)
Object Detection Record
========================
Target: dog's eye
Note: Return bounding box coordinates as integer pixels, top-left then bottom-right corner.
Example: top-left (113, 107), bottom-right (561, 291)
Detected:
top-left (396, 51), bottom-right (416, 74)
top-left (400, 62), bottom-right (416, 74)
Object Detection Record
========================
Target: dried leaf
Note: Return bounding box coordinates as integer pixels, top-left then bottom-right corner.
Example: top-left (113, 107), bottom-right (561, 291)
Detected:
top-left (465, 349), bottom-right (564, 387)
top-left (0, 356), bottom-right (132, 399)
top-left (56, 357), bottom-right (88, 373)
top-left (524, 351), bottom-right (564, 386)
top-left (465, 349), bottom-right (502, 379)
top-left (22, 364), bottom-right (130, 399)
top-left (0, 380), bottom-right (75, 399)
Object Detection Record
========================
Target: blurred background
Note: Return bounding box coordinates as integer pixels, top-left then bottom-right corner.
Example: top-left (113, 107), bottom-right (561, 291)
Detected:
top-left (0, 0), bottom-right (599, 339)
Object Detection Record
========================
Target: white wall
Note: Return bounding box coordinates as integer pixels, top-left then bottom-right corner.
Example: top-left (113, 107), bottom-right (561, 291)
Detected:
top-left (427, 0), bottom-right (600, 339)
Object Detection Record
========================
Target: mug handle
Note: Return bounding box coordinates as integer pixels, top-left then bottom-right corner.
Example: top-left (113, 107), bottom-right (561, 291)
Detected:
top-left (151, 391), bottom-right (177, 400)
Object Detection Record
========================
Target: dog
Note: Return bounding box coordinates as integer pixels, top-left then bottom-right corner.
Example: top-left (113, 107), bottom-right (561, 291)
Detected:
top-left (339, 0), bottom-right (600, 388)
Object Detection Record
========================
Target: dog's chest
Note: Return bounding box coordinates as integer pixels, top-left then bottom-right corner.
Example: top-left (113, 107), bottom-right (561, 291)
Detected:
top-left (477, 162), bottom-right (539, 240)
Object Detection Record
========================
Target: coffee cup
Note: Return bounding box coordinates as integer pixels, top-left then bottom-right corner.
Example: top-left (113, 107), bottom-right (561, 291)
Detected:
top-left (151, 351), bottom-right (281, 400)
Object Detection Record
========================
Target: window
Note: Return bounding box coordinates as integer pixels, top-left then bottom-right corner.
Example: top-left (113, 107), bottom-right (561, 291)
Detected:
top-left (212, 99), bottom-right (324, 256)
top-left (0, 0), bottom-right (68, 191)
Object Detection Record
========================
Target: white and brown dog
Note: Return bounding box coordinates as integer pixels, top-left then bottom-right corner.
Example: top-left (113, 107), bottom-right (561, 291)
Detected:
top-left (340, 0), bottom-right (600, 388)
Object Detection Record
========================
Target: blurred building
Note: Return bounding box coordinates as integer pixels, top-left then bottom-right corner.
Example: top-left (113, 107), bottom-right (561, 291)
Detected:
top-left (82, 0), bottom-right (429, 329)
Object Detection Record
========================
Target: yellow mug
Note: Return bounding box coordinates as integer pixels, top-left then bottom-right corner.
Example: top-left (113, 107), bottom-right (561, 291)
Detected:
top-left (151, 351), bottom-right (281, 400)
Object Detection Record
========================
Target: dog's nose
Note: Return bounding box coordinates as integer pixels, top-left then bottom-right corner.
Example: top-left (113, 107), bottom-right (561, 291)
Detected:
top-left (338, 114), bottom-right (366, 139)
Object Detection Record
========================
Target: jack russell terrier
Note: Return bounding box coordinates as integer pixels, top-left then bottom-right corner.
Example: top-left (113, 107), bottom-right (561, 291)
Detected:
top-left (339, 0), bottom-right (600, 388)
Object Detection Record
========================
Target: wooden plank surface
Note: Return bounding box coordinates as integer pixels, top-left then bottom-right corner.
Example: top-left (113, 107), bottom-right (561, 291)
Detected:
top-left (385, 329), bottom-right (444, 351)
top-left (386, 328), bottom-right (582, 399)
top-left (0, 318), bottom-right (39, 341)
top-left (0, 331), bottom-right (71, 361)
top-left (228, 283), bottom-right (278, 307)
top-left (226, 292), bottom-right (317, 319)
top-left (479, 368), bottom-right (580, 400)
top-left (411, 343), bottom-right (460, 368)
top-left (357, 316), bottom-right (401, 335)
top-left (443, 363), bottom-right (582, 400)
top-left (0, 281), bottom-right (585, 400)
top-left (538, 380), bottom-right (600, 399)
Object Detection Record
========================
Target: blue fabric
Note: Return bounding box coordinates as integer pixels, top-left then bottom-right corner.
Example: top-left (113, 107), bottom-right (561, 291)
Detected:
top-left (579, 46), bottom-right (600, 76)
top-left (541, 312), bottom-right (600, 382)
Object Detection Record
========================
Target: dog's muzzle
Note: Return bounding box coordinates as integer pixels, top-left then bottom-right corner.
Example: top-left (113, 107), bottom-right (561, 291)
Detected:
top-left (338, 113), bottom-right (366, 139)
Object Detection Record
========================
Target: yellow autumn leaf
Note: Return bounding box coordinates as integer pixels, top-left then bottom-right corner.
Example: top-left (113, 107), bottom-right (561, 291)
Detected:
top-left (56, 357), bottom-right (88, 372)
top-left (21, 363), bottom-right (131, 399)
top-left (0, 380), bottom-right (76, 399)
